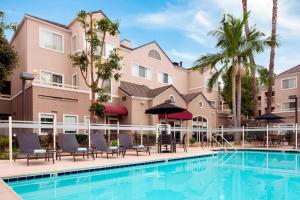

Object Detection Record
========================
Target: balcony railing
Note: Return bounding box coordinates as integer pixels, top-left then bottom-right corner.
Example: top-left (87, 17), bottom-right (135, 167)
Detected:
top-left (32, 79), bottom-right (79, 90)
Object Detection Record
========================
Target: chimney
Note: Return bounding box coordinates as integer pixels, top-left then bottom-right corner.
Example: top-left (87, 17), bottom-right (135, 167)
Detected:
top-left (120, 39), bottom-right (131, 48)
top-left (179, 61), bottom-right (183, 67)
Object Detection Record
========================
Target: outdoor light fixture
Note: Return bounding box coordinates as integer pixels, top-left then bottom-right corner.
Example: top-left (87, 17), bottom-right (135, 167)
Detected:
top-left (20, 72), bottom-right (35, 120)
top-left (288, 95), bottom-right (298, 124)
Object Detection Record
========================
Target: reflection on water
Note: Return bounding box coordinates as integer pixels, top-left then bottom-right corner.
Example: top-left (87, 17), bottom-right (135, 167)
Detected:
top-left (8, 151), bottom-right (300, 200)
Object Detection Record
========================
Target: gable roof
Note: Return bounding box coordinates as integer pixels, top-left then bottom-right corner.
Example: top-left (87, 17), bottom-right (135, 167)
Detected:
top-left (25, 14), bottom-right (69, 30)
top-left (120, 81), bottom-right (178, 99)
top-left (277, 64), bottom-right (300, 77)
top-left (182, 92), bottom-right (215, 109)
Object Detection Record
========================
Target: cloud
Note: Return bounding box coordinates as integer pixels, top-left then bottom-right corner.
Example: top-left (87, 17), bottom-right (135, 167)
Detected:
top-left (169, 49), bottom-right (198, 62)
top-left (127, 0), bottom-right (300, 73)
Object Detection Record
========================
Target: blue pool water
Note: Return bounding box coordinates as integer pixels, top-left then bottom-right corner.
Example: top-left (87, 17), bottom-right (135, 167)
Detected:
top-left (6, 151), bottom-right (300, 200)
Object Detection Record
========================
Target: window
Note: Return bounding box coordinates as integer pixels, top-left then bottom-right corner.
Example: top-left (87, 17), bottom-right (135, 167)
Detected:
top-left (282, 77), bottom-right (296, 90)
top-left (192, 116), bottom-right (208, 142)
top-left (39, 27), bottom-right (63, 52)
top-left (209, 101), bottom-right (216, 108)
top-left (148, 49), bottom-right (161, 60)
top-left (199, 101), bottom-right (203, 108)
top-left (71, 34), bottom-right (77, 53)
top-left (84, 116), bottom-right (90, 133)
top-left (0, 81), bottom-right (11, 96)
top-left (158, 72), bottom-right (173, 84)
top-left (169, 95), bottom-right (175, 103)
top-left (95, 79), bottom-right (112, 102)
top-left (282, 101), bottom-right (296, 110)
top-left (132, 65), bottom-right (151, 80)
top-left (41, 70), bottom-right (63, 86)
top-left (72, 73), bottom-right (78, 86)
top-left (104, 43), bottom-right (115, 58)
top-left (63, 115), bottom-right (78, 134)
top-left (39, 113), bottom-right (55, 135)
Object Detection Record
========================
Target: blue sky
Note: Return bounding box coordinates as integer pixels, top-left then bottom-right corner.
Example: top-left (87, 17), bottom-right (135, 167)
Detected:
top-left (1, 0), bottom-right (300, 74)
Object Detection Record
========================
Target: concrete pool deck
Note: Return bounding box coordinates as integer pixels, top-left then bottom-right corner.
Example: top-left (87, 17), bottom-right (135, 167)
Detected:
top-left (0, 147), bottom-right (215, 199)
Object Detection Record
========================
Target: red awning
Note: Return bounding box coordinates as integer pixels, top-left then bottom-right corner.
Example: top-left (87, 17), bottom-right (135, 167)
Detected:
top-left (158, 110), bottom-right (193, 120)
top-left (104, 104), bottom-right (128, 116)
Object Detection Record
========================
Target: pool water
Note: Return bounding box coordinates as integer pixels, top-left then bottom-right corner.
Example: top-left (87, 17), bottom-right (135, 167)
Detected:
top-left (7, 151), bottom-right (300, 200)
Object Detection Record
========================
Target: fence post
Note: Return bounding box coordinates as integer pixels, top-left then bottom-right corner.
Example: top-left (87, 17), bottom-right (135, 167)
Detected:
top-left (295, 123), bottom-right (298, 150)
top-left (221, 125), bottom-right (224, 147)
top-left (266, 124), bottom-right (269, 149)
top-left (140, 123), bottom-right (143, 145)
top-left (187, 127), bottom-right (190, 147)
top-left (9, 116), bottom-right (12, 162)
top-left (242, 126), bottom-right (245, 148)
top-left (88, 120), bottom-right (91, 148)
top-left (53, 117), bottom-right (57, 154)
top-left (117, 122), bottom-right (120, 146)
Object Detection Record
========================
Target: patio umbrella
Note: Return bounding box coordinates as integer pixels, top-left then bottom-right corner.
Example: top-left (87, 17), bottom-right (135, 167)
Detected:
top-left (145, 100), bottom-right (186, 134)
top-left (255, 113), bottom-right (284, 124)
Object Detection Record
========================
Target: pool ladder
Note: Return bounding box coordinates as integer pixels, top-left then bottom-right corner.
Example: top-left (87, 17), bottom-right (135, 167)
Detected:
top-left (211, 133), bottom-right (237, 151)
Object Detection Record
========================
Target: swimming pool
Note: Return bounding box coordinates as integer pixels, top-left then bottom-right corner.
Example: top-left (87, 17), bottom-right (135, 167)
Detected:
top-left (5, 151), bottom-right (300, 200)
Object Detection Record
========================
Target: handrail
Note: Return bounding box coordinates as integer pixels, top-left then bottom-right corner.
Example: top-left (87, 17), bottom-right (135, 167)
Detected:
top-left (33, 79), bottom-right (79, 90)
top-left (211, 136), bottom-right (227, 151)
top-left (213, 133), bottom-right (237, 151)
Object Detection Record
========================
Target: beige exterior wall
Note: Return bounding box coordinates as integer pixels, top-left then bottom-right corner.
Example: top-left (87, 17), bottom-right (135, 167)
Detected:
top-left (0, 11), bottom-right (228, 128)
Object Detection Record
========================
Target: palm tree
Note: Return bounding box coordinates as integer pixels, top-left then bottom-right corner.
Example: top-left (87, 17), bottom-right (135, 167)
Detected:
top-left (266, 0), bottom-right (278, 114)
top-left (193, 13), bottom-right (271, 142)
top-left (242, 0), bottom-right (258, 117)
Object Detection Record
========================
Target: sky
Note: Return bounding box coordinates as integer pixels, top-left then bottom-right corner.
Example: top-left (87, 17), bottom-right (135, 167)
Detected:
top-left (1, 0), bottom-right (300, 74)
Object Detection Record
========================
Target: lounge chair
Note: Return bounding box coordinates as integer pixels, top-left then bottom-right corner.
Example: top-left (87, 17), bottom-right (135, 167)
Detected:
top-left (119, 132), bottom-right (150, 156)
top-left (15, 133), bottom-right (54, 166)
top-left (91, 133), bottom-right (123, 158)
top-left (57, 134), bottom-right (94, 161)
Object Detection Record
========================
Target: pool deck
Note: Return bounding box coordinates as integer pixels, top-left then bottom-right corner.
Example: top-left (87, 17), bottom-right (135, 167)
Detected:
top-left (0, 147), bottom-right (215, 199)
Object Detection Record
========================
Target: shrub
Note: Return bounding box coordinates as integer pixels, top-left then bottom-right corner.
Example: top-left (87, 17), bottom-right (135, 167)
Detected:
top-left (0, 136), bottom-right (9, 151)
top-left (189, 137), bottom-right (197, 146)
top-left (111, 139), bottom-right (118, 147)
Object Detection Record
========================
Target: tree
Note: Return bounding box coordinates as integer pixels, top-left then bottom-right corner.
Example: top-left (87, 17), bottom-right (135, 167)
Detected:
top-left (194, 13), bottom-right (254, 127)
top-left (222, 69), bottom-right (255, 118)
top-left (0, 11), bottom-right (18, 87)
top-left (70, 10), bottom-right (122, 122)
top-left (266, 0), bottom-right (278, 114)
top-left (242, 0), bottom-right (258, 117)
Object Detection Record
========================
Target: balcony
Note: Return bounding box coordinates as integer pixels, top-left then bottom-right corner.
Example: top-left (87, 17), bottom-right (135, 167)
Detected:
top-left (32, 79), bottom-right (79, 90)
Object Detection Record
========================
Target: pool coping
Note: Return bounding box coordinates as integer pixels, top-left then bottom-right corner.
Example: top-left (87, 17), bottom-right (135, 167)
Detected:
top-left (2, 152), bottom-right (217, 183)
top-left (0, 179), bottom-right (21, 200)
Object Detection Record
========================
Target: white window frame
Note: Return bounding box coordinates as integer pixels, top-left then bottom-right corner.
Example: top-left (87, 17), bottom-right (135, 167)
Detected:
top-left (40, 69), bottom-right (64, 85)
top-left (281, 100), bottom-right (296, 111)
top-left (71, 34), bottom-right (78, 53)
top-left (169, 95), bottom-right (175, 102)
top-left (39, 27), bottom-right (64, 53)
top-left (158, 71), bottom-right (174, 85)
top-left (199, 101), bottom-right (203, 108)
top-left (281, 77), bottom-right (297, 90)
top-left (131, 64), bottom-right (152, 80)
top-left (38, 112), bottom-right (56, 135)
top-left (104, 42), bottom-right (116, 58)
top-left (63, 114), bottom-right (79, 134)
top-left (72, 73), bottom-right (78, 86)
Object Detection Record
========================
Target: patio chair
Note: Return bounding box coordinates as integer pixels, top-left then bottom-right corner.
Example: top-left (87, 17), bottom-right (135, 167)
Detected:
top-left (119, 132), bottom-right (150, 156)
top-left (158, 134), bottom-right (176, 153)
top-left (15, 133), bottom-right (54, 166)
top-left (57, 134), bottom-right (94, 162)
top-left (91, 133), bottom-right (123, 158)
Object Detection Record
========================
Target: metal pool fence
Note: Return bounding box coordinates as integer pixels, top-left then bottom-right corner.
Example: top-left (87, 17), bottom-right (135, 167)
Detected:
top-left (0, 117), bottom-right (299, 161)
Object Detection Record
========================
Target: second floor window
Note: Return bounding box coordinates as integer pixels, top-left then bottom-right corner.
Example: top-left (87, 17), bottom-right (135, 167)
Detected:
top-left (158, 72), bottom-right (173, 84)
top-left (104, 43), bottom-right (115, 58)
top-left (132, 65), bottom-right (151, 80)
top-left (71, 34), bottom-right (77, 53)
top-left (282, 102), bottom-right (296, 110)
top-left (72, 74), bottom-right (78, 86)
top-left (282, 78), bottom-right (296, 90)
top-left (39, 28), bottom-right (64, 52)
top-left (41, 71), bottom-right (63, 86)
